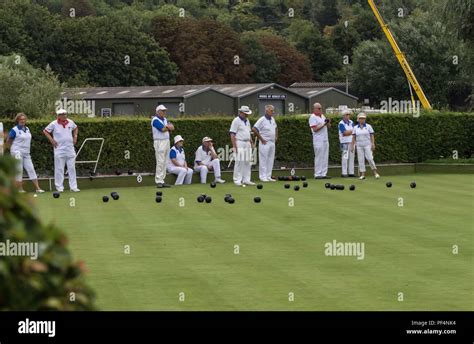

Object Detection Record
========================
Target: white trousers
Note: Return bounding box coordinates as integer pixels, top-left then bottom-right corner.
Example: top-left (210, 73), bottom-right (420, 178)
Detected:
top-left (54, 154), bottom-right (77, 191)
top-left (258, 141), bottom-right (275, 181)
top-left (12, 151), bottom-right (37, 182)
top-left (194, 159), bottom-right (222, 183)
top-left (233, 141), bottom-right (252, 184)
top-left (313, 141), bottom-right (329, 177)
top-left (356, 145), bottom-right (377, 173)
top-left (167, 165), bottom-right (193, 185)
top-left (154, 139), bottom-right (170, 184)
top-left (340, 143), bottom-right (355, 175)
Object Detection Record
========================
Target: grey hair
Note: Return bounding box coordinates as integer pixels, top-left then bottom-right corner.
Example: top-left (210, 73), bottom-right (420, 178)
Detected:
top-left (265, 105), bottom-right (274, 111)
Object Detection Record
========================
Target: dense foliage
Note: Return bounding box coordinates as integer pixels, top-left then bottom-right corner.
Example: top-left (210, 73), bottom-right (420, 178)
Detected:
top-left (0, 0), bottom-right (472, 111)
top-left (0, 156), bottom-right (95, 310)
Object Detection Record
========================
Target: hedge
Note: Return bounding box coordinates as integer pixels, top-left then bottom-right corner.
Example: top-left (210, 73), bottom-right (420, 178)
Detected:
top-left (1, 112), bottom-right (473, 176)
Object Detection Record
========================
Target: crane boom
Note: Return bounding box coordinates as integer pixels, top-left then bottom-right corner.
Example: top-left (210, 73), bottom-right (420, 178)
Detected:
top-left (368, 0), bottom-right (432, 110)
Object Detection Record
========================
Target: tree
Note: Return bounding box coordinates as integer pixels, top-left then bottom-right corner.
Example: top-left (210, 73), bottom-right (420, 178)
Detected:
top-left (61, 0), bottom-right (97, 17)
top-left (241, 32), bottom-right (281, 83)
top-left (350, 40), bottom-right (406, 105)
top-left (196, 18), bottom-right (253, 83)
top-left (331, 19), bottom-right (362, 58)
top-left (151, 16), bottom-right (253, 84)
top-left (251, 0), bottom-right (286, 31)
top-left (256, 31), bottom-right (313, 86)
top-left (351, 9), bottom-right (470, 108)
top-left (0, 54), bottom-right (62, 118)
top-left (49, 16), bottom-right (177, 86)
top-left (351, 5), bottom-right (383, 42)
top-left (317, 0), bottom-right (340, 29)
top-left (285, 19), bottom-right (342, 80)
top-left (0, 1), bottom-right (58, 69)
top-left (443, 0), bottom-right (474, 44)
top-left (301, 0), bottom-right (323, 28)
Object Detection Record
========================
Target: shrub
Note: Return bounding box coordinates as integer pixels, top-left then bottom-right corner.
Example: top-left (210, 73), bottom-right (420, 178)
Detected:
top-left (0, 112), bottom-right (472, 175)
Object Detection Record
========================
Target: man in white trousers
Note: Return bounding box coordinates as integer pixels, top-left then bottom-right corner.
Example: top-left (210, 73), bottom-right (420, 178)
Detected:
top-left (167, 135), bottom-right (193, 185)
top-left (152, 105), bottom-right (174, 188)
top-left (194, 137), bottom-right (226, 184)
top-left (338, 110), bottom-right (355, 177)
top-left (43, 109), bottom-right (80, 192)
top-left (252, 104), bottom-right (278, 182)
top-left (230, 105), bottom-right (255, 186)
top-left (308, 102), bottom-right (331, 179)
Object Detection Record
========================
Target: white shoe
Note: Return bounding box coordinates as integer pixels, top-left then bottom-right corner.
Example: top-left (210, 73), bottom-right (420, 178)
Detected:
top-left (244, 181), bottom-right (256, 186)
top-left (374, 173), bottom-right (380, 179)
top-left (234, 182), bottom-right (242, 186)
top-left (18, 189), bottom-right (26, 193)
top-left (260, 178), bottom-right (269, 182)
top-left (359, 176), bottom-right (365, 180)
top-left (267, 178), bottom-right (276, 182)
top-left (57, 188), bottom-right (64, 193)
top-left (215, 178), bottom-right (226, 184)
top-left (36, 189), bottom-right (45, 193)
top-left (71, 188), bottom-right (81, 192)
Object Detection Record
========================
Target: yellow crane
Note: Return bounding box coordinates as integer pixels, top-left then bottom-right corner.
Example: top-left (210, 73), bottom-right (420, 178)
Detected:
top-left (368, 0), bottom-right (432, 110)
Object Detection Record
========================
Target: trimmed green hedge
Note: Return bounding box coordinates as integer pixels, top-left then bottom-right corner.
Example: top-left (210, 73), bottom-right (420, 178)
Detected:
top-left (1, 113), bottom-right (473, 176)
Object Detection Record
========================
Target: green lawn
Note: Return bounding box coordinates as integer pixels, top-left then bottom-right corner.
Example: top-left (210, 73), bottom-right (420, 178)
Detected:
top-left (34, 174), bottom-right (474, 311)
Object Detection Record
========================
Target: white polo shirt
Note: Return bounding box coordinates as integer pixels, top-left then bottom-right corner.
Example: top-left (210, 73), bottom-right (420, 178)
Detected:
top-left (168, 145), bottom-right (186, 169)
top-left (195, 145), bottom-right (213, 166)
top-left (229, 115), bottom-right (251, 142)
top-left (253, 114), bottom-right (277, 142)
top-left (308, 113), bottom-right (328, 142)
top-left (338, 119), bottom-right (354, 144)
top-left (352, 123), bottom-right (374, 147)
top-left (44, 119), bottom-right (77, 157)
top-left (151, 115), bottom-right (169, 140)
top-left (9, 125), bottom-right (32, 155)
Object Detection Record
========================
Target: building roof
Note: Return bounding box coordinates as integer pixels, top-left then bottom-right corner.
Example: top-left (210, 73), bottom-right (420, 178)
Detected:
top-left (62, 83), bottom-right (302, 100)
top-left (289, 87), bottom-right (358, 100)
top-left (62, 83), bottom-right (357, 100)
top-left (290, 82), bottom-right (351, 88)
top-left (62, 85), bottom-right (229, 99)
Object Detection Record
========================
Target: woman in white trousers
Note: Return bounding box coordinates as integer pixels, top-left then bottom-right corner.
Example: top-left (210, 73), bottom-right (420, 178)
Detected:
top-left (351, 113), bottom-right (380, 180)
top-left (6, 113), bottom-right (44, 193)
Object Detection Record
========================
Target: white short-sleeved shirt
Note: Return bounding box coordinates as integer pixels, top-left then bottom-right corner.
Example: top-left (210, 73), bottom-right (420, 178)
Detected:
top-left (308, 113), bottom-right (328, 142)
top-left (229, 115), bottom-right (251, 142)
top-left (9, 125), bottom-right (32, 155)
top-left (44, 119), bottom-right (77, 156)
top-left (352, 123), bottom-right (374, 147)
top-left (151, 115), bottom-right (170, 140)
top-left (338, 119), bottom-right (354, 144)
top-left (195, 145), bottom-right (213, 167)
top-left (167, 145), bottom-right (186, 169)
top-left (253, 115), bottom-right (277, 142)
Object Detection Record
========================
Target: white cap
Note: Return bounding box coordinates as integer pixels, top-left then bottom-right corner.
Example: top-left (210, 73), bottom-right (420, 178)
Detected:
top-left (56, 109), bottom-right (67, 115)
top-left (174, 135), bottom-right (184, 144)
top-left (238, 105), bottom-right (252, 115)
top-left (156, 104), bottom-right (167, 112)
top-left (202, 137), bottom-right (213, 143)
top-left (357, 112), bottom-right (367, 119)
